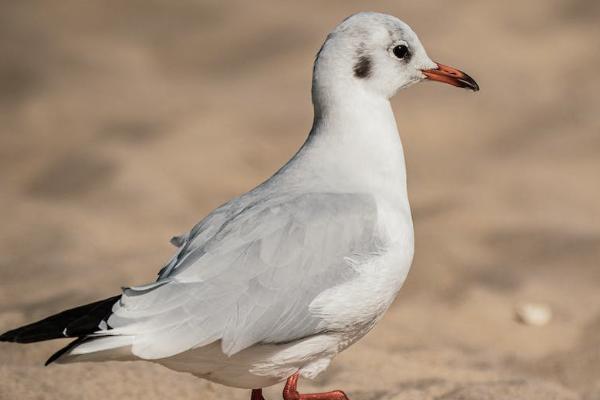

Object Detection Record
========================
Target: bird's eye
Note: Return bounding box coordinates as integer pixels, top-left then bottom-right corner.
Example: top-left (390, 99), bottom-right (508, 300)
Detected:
top-left (392, 44), bottom-right (409, 59)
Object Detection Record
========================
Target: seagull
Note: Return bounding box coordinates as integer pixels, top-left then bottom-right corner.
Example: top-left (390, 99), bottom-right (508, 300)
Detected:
top-left (1, 12), bottom-right (478, 400)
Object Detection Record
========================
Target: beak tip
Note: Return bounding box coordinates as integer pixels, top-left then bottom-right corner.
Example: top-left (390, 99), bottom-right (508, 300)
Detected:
top-left (456, 73), bottom-right (479, 92)
top-left (422, 62), bottom-right (480, 93)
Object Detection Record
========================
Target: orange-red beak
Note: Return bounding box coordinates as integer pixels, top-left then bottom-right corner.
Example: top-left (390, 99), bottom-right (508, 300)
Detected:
top-left (422, 62), bottom-right (479, 92)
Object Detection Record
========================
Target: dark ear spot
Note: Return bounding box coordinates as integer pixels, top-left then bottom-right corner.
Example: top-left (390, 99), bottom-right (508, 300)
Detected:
top-left (353, 56), bottom-right (372, 79)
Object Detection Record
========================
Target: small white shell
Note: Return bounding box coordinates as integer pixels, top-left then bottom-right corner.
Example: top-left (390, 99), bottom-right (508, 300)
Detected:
top-left (515, 303), bottom-right (552, 326)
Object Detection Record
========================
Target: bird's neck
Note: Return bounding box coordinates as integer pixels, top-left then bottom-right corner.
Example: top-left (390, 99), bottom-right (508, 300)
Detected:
top-left (311, 86), bottom-right (401, 150)
top-left (293, 86), bottom-right (409, 201)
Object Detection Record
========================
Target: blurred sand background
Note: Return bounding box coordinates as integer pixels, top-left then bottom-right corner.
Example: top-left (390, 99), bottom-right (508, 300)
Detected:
top-left (1, 1), bottom-right (599, 399)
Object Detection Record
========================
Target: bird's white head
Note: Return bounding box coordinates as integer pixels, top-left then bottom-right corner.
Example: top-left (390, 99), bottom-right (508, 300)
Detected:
top-left (312, 12), bottom-right (479, 105)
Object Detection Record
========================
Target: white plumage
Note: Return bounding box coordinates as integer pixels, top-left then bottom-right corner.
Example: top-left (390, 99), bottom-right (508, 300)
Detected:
top-left (49, 11), bottom-right (478, 390)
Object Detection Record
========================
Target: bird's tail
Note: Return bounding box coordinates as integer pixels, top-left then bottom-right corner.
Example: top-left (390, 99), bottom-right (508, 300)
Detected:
top-left (0, 295), bottom-right (121, 364)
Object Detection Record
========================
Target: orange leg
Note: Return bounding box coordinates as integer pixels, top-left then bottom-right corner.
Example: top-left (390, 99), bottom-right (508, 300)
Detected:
top-left (282, 372), bottom-right (349, 400)
top-left (251, 389), bottom-right (265, 400)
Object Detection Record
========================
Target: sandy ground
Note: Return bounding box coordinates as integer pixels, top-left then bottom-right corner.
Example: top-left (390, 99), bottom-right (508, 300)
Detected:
top-left (1, 1), bottom-right (599, 399)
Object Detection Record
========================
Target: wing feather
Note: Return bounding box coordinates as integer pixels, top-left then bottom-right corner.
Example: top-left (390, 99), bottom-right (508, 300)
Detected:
top-left (106, 192), bottom-right (382, 359)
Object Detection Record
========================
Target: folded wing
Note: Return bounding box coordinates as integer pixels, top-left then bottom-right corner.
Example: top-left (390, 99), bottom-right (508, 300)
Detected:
top-left (105, 192), bottom-right (383, 359)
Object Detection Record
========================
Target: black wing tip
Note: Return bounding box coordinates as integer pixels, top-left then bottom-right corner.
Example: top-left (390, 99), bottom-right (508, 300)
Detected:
top-left (44, 353), bottom-right (59, 366)
top-left (0, 328), bottom-right (51, 343)
top-left (0, 324), bottom-right (67, 343)
top-left (0, 330), bottom-right (17, 342)
top-left (44, 337), bottom-right (88, 366)
top-left (1, 327), bottom-right (74, 366)
top-left (0, 294), bottom-right (120, 345)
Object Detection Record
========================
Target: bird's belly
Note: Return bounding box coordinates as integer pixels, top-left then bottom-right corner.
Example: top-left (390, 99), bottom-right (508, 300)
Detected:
top-left (156, 334), bottom-right (341, 389)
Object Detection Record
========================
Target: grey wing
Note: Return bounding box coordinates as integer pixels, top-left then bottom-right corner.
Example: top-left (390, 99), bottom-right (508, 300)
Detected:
top-left (106, 192), bottom-right (383, 359)
top-left (157, 200), bottom-right (237, 279)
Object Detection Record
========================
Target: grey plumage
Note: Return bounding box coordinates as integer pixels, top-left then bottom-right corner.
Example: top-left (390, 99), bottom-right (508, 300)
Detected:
top-left (107, 192), bottom-right (384, 358)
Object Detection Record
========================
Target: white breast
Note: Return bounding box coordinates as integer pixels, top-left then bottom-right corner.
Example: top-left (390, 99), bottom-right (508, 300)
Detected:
top-left (310, 197), bottom-right (414, 345)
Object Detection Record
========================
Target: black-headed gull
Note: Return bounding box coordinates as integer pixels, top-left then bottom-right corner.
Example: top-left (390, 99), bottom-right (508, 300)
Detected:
top-left (1, 12), bottom-right (478, 400)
